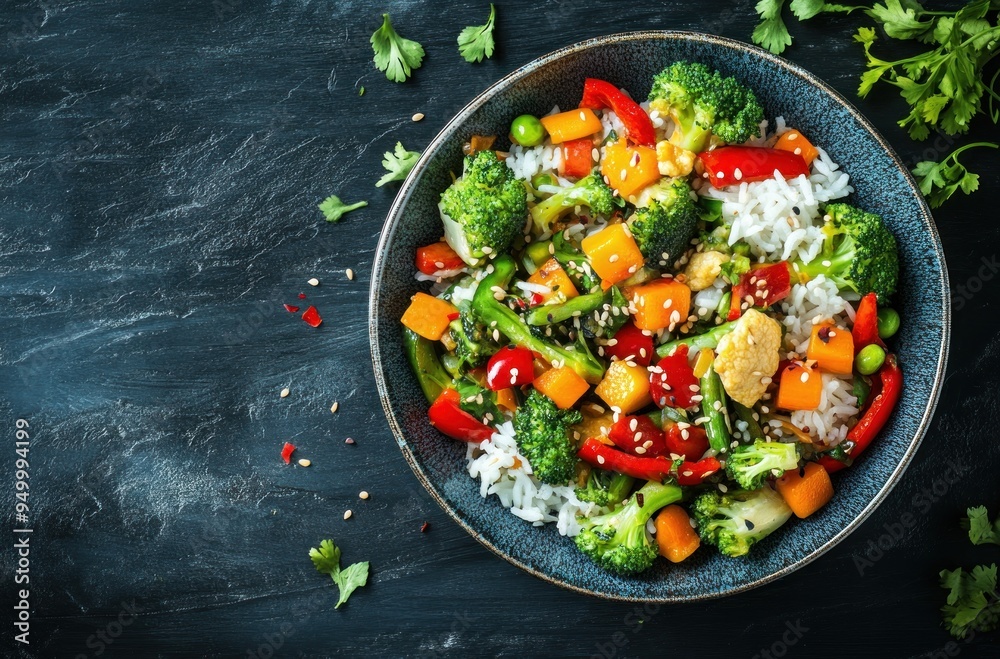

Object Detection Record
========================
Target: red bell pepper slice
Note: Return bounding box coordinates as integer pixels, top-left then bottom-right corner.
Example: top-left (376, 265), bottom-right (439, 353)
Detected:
top-left (698, 146), bottom-right (810, 188)
top-left (561, 138), bottom-right (595, 179)
top-left (302, 305), bottom-right (322, 327)
top-left (485, 345), bottom-right (535, 391)
top-left (281, 442), bottom-right (296, 464)
top-left (818, 354), bottom-right (902, 473)
top-left (663, 423), bottom-right (710, 461)
top-left (580, 78), bottom-right (657, 147)
top-left (578, 438), bottom-right (674, 481)
top-left (604, 322), bottom-right (654, 366)
top-left (283, 304), bottom-right (300, 313)
top-left (416, 241), bottom-right (465, 275)
top-left (676, 456), bottom-right (722, 486)
top-left (428, 388), bottom-right (495, 443)
top-left (851, 292), bottom-right (883, 354)
top-left (650, 344), bottom-right (700, 409)
top-left (608, 415), bottom-right (667, 457)
top-left (728, 261), bottom-right (792, 321)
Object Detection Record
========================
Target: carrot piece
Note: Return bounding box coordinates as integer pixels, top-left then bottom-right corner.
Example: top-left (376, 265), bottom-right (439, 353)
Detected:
top-left (776, 462), bottom-right (834, 518)
top-left (806, 323), bottom-right (854, 376)
top-left (495, 388), bottom-right (519, 413)
top-left (774, 129), bottom-right (819, 166)
top-left (581, 224), bottom-right (645, 285)
top-left (527, 258), bottom-right (579, 303)
top-left (401, 292), bottom-right (459, 341)
top-left (631, 278), bottom-right (691, 331)
top-left (595, 361), bottom-right (652, 414)
top-left (600, 140), bottom-right (661, 201)
top-left (561, 137), bottom-right (595, 178)
top-left (534, 367), bottom-right (590, 410)
top-left (775, 362), bottom-right (823, 411)
top-left (655, 505), bottom-right (701, 563)
top-left (539, 108), bottom-right (603, 144)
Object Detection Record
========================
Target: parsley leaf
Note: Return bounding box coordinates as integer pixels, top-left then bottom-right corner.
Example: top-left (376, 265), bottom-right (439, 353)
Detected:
top-left (911, 142), bottom-right (997, 208)
top-left (376, 142), bottom-right (421, 187)
top-left (370, 13), bottom-right (425, 83)
top-left (964, 505), bottom-right (1000, 546)
top-left (790, 0), bottom-right (863, 21)
top-left (940, 564), bottom-right (1000, 639)
top-left (318, 196), bottom-right (368, 223)
top-left (752, 0), bottom-right (793, 54)
top-left (868, 0), bottom-right (935, 40)
top-left (309, 539), bottom-right (370, 609)
top-left (458, 4), bottom-right (497, 63)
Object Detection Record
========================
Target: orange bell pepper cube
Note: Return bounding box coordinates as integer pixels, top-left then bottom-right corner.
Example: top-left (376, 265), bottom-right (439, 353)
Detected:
top-left (631, 278), bottom-right (691, 331)
top-left (595, 361), bottom-right (652, 414)
top-left (527, 258), bottom-right (579, 304)
top-left (534, 367), bottom-right (590, 410)
top-left (775, 362), bottom-right (823, 411)
top-left (561, 138), bottom-right (595, 179)
top-left (776, 462), bottom-right (834, 518)
top-left (581, 223), bottom-right (645, 285)
top-left (600, 140), bottom-right (661, 201)
top-left (655, 505), bottom-right (701, 563)
top-left (401, 292), bottom-right (459, 341)
top-left (806, 323), bottom-right (854, 376)
top-left (774, 129), bottom-right (820, 166)
top-left (539, 108), bottom-right (603, 144)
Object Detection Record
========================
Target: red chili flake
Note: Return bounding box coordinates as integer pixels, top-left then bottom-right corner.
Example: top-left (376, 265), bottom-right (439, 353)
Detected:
top-left (280, 442), bottom-right (295, 464)
top-left (283, 304), bottom-right (300, 313)
top-left (298, 293), bottom-right (306, 299)
top-left (818, 326), bottom-right (832, 344)
top-left (447, 312), bottom-right (460, 321)
top-left (301, 306), bottom-right (322, 327)
top-left (420, 521), bottom-right (430, 533)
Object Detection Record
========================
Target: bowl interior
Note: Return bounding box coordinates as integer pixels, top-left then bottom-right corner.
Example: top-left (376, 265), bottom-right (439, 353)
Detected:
top-left (370, 32), bottom-right (949, 601)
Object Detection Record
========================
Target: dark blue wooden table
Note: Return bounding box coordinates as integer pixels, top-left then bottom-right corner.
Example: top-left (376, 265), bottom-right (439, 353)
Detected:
top-left (2, 1), bottom-right (998, 657)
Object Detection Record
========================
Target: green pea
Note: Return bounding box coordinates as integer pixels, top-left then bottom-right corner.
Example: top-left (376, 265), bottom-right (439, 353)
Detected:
top-left (510, 114), bottom-right (545, 147)
top-left (877, 308), bottom-right (900, 339)
top-left (855, 344), bottom-right (886, 376)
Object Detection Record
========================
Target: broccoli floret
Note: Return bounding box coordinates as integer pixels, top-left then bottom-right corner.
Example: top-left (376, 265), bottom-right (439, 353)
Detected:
top-left (648, 61), bottom-right (764, 153)
top-left (793, 203), bottom-right (899, 302)
top-left (626, 178), bottom-right (699, 264)
top-left (725, 441), bottom-right (800, 490)
top-left (529, 174), bottom-right (619, 234)
top-left (575, 481), bottom-right (684, 574)
top-left (575, 469), bottom-right (636, 507)
top-left (447, 308), bottom-right (498, 371)
top-left (513, 390), bottom-right (582, 485)
top-left (692, 487), bottom-right (793, 558)
top-left (472, 255), bottom-right (606, 383)
top-left (439, 150), bottom-right (528, 266)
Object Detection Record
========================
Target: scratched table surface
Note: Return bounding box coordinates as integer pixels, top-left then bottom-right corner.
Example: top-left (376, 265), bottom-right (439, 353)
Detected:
top-left (1, 1), bottom-right (999, 657)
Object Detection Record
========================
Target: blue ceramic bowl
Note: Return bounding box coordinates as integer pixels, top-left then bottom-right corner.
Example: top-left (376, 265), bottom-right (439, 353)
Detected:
top-left (369, 32), bottom-right (949, 601)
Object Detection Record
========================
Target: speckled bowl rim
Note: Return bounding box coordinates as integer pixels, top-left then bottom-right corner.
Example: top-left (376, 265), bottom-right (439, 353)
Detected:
top-left (369, 31), bottom-right (951, 602)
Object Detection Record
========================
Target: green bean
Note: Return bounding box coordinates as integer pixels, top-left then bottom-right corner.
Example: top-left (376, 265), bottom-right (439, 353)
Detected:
top-left (700, 364), bottom-right (731, 452)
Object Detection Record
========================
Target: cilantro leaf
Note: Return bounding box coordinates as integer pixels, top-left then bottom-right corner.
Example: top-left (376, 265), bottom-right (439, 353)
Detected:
top-left (458, 4), bottom-right (497, 64)
top-left (318, 196), bottom-right (368, 223)
top-left (309, 539), bottom-right (370, 609)
top-left (940, 565), bottom-right (1000, 639)
top-left (964, 505), bottom-right (1000, 546)
top-left (911, 142), bottom-right (997, 208)
top-left (370, 13), bottom-right (425, 83)
top-left (867, 0), bottom-right (935, 40)
top-left (376, 142), bottom-right (421, 187)
top-left (790, 0), bottom-right (863, 21)
top-left (752, 0), bottom-right (793, 54)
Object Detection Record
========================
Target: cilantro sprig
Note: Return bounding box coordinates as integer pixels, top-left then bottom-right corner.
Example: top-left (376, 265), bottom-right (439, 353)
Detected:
top-left (912, 142), bottom-right (998, 208)
top-left (319, 196), bottom-right (368, 223)
top-left (458, 4), bottom-right (497, 64)
top-left (376, 142), bottom-right (421, 187)
top-left (939, 505), bottom-right (1000, 639)
top-left (370, 14), bottom-right (425, 83)
top-left (309, 539), bottom-right (370, 609)
top-left (752, 0), bottom-right (863, 55)
top-left (964, 505), bottom-right (1000, 546)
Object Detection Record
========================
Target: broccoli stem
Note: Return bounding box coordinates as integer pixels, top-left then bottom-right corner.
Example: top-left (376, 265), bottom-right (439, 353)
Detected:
top-left (525, 292), bottom-right (604, 326)
top-left (732, 402), bottom-right (765, 442)
top-left (473, 256), bottom-right (605, 383)
top-left (655, 320), bottom-right (738, 359)
top-left (403, 328), bottom-right (453, 403)
top-left (700, 364), bottom-right (731, 452)
top-left (628, 480), bottom-right (684, 524)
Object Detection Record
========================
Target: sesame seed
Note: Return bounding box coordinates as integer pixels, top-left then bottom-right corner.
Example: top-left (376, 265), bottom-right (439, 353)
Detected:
top-left (643, 440), bottom-right (653, 449)
top-left (629, 418), bottom-right (638, 431)
top-left (597, 455), bottom-right (606, 465)
top-left (298, 458), bottom-right (311, 467)
top-left (794, 147), bottom-right (802, 155)
top-left (689, 384), bottom-right (700, 392)
top-left (682, 470), bottom-right (693, 477)
top-left (635, 431), bottom-right (643, 442)
top-left (670, 310), bottom-right (681, 323)
top-left (331, 401), bottom-right (339, 413)
top-left (280, 387), bottom-right (290, 398)
top-left (592, 148), bottom-right (600, 161)
top-left (346, 268), bottom-right (355, 280)
top-left (635, 446), bottom-right (647, 454)
top-left (548, 242), bottom-right (555, 255)
top-left (663, 299), bottom-right (673, 309)
top-left (609, 254), bottom-right (620, 263)
top-left (481, 246), bottom-right (493, 255)
top-left (800, 371), bottom-right (809, 383)
top-left (761, 376), bottom-right (772, 385)
top-left (691, 395), bottom-right (703, 402)
top-left (359, 491), bottom-right (370, 500)
top-left (748, 335), bottom-right (755, 346)
top-left (345, 437), bottom-right (355, 444)
top-left (579, 110), bottom-right (587, 121)
top-left (412, 112), bottom-right (425, 122)
top-left (308, 278), bottom-right (320, 286)
top-left (716, 171), bottom-right (724, 179)
top-left (343, 510), bottom-right (352, 520)
top-left (620, 169), bottom-right (628, 181)
top-left (734, 167), bottom-right (743, 181)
